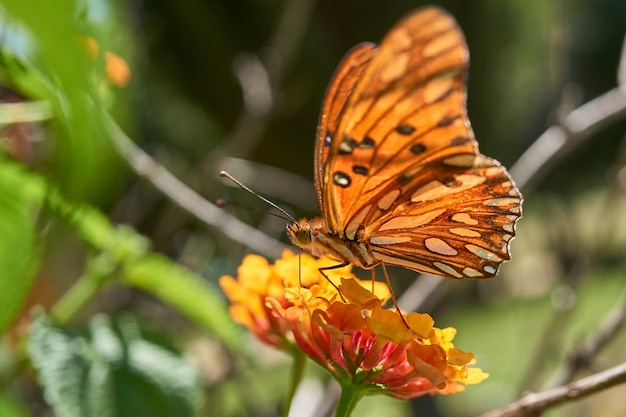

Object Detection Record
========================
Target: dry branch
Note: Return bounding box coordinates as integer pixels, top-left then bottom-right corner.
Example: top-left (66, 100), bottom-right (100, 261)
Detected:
top-left (479, 362), bottom-right (626, 417)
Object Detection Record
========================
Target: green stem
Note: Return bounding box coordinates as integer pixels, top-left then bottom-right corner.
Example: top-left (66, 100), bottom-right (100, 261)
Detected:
top-left (50, 254), bottom-right (114, 324)
top-left (334, 383), bottom-right (366, 417)
top-left (282, 349), bottom-right (308, 417)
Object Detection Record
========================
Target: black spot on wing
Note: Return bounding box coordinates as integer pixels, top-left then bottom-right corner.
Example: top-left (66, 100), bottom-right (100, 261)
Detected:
top-left (339, 135), bottom-right (357, 154)
top-left (397, 172), bottom-right (413, 186)
top-left (451, 136), bottom-right (471, 147)
top-left (333, 171), bottom-right (352, 188)
top-left (396, 124), bottom-right (416, 135)
top-left (352, 165), bottom-right (369, 175)
top-left (442, 176), bottom-right (462, 188)
top-left (324, 131), bottom-right (332, 147)
top-left (409, 143), bottom-right (426, 155)
top-left (437, 115), bottom-right (459, 127)
top-left (359, 137), bottom-right (375, 149)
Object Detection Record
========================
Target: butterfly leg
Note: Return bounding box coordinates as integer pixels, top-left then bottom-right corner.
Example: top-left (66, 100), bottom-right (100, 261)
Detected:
top-left (379, 262), bottom-right (409, 328)
top-left (318, 262), bottom-right (349, 301)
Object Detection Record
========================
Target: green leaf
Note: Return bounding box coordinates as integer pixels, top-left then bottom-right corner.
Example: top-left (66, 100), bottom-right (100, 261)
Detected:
top-left (0, 156), bottom-right (243, 349)
top-left (28, 313), bottom-right (202, 417)
top-left (123, 254), bottom-right (244, 353)
top-left (0, 163), bottom-right (39, 332)
top-left (0, 394), bottom-right (30, 417)
top-left (1, 0), bottom-right (120, 200)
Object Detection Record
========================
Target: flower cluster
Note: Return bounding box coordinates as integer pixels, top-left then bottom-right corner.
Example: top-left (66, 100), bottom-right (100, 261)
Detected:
top-left (80, 37), bottom-right (131, 87)
top-left (220, 250), bottom-right (487, 399)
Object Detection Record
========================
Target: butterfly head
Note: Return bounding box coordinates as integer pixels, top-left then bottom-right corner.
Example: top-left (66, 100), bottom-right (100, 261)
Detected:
top-left (286, 217), bottom-right (331, 258)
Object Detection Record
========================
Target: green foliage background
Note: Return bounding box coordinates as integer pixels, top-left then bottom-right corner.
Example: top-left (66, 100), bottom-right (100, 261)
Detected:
top-left (0, 0), bottom-right (625, 416)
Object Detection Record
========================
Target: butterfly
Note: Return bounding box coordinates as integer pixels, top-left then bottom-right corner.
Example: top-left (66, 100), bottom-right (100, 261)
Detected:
top-left (286, 7), bottom-right (522, 281)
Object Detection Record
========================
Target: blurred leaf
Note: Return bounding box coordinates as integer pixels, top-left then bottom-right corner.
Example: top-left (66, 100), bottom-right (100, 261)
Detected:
top-left (0, 156), bottom-right (243, 350)
top-left (123, 254), bottom-right (244, 352)
top-left (0, 158), bottom-right (39, 332)
top-left (0, 393), bottom-right (30, 417)
top-left (1, 0), bottom-right (121, 201)
top-left (28, 313), bottom-right (202, 417)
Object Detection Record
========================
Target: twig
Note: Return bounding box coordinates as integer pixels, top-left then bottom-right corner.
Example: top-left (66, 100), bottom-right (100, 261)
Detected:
top-left (201, 0), bottom-right (316, 174)
top-left (104, 113), bottom-right (288, 258)
top-left (516, 259), bottom-right (591, 394)
top-left (148, 0), bottom-right (317, 248)
top-left (510, 87), bottom-right (626, 191)
top-left (220, 157), bottom-right (317, 212)
top-left (511, 33), bottom-right (626, 191)
top-left (0, 100), bottom-right (52, 124)
top-left (618, 34), bottom-right (626, 89)
top-left (478, 361), bottom-right (626, 417)
top-left (548, 288), bottom-right (626, 387)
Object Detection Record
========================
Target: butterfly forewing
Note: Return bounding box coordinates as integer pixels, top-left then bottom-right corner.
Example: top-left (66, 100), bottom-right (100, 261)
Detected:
top-left (314, 43), bottom-right (378, 214)
top-left (313, 7), bottom-right (522, 278)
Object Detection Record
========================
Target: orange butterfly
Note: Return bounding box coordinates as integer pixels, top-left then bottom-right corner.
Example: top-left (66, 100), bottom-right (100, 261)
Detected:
top-left (286, 7), bottom-right (522, 281)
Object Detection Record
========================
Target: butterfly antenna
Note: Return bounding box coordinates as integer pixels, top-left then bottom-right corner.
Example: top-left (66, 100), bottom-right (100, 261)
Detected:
top-left (219, 170), bottom-right (298, 223)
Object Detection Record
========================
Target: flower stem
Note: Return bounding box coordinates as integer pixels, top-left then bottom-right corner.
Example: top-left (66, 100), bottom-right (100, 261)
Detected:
top-left (50, 253), bottom-right (114, 324)
top-left (334, 383), bottom-right (366, 417)
top-left (282, 349), bottom-right (307, 417)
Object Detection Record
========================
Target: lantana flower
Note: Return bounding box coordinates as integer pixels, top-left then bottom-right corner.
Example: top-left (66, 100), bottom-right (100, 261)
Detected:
top-left (79, 36), bottom-right (131, 87)
top-left (220, 250), bottom-right (488, 415)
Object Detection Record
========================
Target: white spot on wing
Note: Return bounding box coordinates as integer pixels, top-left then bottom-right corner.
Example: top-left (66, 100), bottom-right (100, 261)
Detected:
top-left (449, 227), bottom-right (481, 238)
top-left (484, 198), bottom-right (520, 207)
top-left (378, 208), bottom-right (445, 231)
top-left (433, 261), bottom-right (462, 278)
top-left (463, 267), bottom-right (483, 277)
top-left (345, 204), bottom-right (372, 240)
top-left (370, 236), bottom-right (412, 245)
top-left (411, 174), bottom-right (485, 202)
top-left (465, 244), bottom-right (502, 262)
top-left (484, 265), bottom-right (496, 275)
top-left (484, 167), bottom-right (502, 177)
top-left (451, 213), bottom-right (478, 226)
top-left (373, 252), bottom-right (441, 276)
top-left (377, 189), bottom-right (401, 211)
top-left (425, 238), bottom-right (458, 256)
top-left (443, 154), bottom-right (475, 167)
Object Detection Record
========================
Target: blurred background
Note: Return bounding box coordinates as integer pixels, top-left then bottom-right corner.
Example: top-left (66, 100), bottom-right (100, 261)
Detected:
top-left (1, 0), bottom-right (626, 416)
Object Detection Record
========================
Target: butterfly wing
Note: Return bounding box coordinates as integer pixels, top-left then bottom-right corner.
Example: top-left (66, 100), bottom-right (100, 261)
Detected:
top-left (316, 7), bottom-right (522, 278)
top-left (314, 42), bottom-right (378, 213)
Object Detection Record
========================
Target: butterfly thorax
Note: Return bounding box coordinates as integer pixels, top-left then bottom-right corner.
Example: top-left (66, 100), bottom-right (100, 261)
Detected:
top-left (286, 218), bottom-right (380, 269)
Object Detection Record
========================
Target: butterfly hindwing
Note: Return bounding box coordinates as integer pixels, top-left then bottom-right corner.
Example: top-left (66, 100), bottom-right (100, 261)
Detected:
top-left (366, 156), bottom-right (521, 278)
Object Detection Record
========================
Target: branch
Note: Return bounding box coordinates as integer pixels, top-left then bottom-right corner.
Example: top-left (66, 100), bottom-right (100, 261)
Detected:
top-left (220, 157), bottom-right (317, 212)
top-left (142, 0), bottom-right (317, 249)
top-left (511, 33), bottom-right (626, 190)
top-left (510, 87), bottom-right (626, 191)
top-left (105, 114), bottom-right (289, 258)
top-left (479, 362), bottom-right (626, 417)
top-left (0, 100), bottom-right (52, 124)
top-left (548, 288), bottom-right (626, 387)
top-left (201, 0), bottom-right (316, 172)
